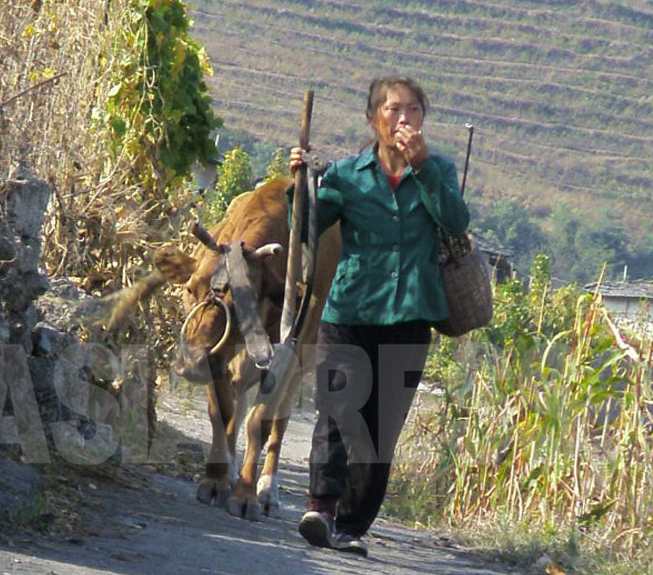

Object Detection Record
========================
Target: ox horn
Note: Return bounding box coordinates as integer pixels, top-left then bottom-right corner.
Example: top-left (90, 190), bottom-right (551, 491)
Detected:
top-left (180, 299), bottom-right (233, 362)
top-left (249, 243), bottom-right (283, 261)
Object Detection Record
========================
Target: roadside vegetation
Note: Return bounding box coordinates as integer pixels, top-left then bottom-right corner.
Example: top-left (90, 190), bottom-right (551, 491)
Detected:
top-left (387, 255), bottom-right (653, 574)
top-left (1, 0), bottom-right (226, 362)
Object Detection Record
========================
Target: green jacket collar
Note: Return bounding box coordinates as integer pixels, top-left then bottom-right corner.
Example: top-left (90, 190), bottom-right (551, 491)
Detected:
top-left (354, 147), bottom-right (377, 171)
top-left (354, 145), bottom-right (417, 178)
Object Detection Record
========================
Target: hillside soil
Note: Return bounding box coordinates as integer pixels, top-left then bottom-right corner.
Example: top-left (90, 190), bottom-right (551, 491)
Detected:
top-left (0, 383), bottom-right (519, 575)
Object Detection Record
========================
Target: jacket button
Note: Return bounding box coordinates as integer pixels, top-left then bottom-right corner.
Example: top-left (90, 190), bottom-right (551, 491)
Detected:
top-left (391, 271), bottom-right (398, 279)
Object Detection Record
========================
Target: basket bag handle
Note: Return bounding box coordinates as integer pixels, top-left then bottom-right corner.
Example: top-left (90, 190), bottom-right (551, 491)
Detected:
top-left (440, 123), bottom-right (474, 265)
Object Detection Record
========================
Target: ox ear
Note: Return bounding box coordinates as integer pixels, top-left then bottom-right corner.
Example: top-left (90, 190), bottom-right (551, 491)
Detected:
top-left (247, 243), bottom-right (284, 261)
top-left (154, 245), bottom-right (197, 284)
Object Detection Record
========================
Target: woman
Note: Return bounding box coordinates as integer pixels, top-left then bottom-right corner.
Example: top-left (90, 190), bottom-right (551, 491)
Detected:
top-left (290, 76), bottom-right (469, 557)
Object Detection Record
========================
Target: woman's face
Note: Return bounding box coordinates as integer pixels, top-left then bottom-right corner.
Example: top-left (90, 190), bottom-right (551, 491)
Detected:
top-left (369, 84), bottom-right (424, 150)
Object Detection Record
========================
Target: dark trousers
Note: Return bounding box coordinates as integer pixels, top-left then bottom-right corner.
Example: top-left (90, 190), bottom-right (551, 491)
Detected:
top-left (308, 320), bottom-right (432, 537)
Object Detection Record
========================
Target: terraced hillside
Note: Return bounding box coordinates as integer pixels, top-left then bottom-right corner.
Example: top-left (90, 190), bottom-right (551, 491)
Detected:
top-left (188, 0), bottom-right (653, 264)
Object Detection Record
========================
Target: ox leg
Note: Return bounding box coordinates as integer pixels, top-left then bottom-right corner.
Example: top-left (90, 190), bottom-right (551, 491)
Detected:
top-left (197, 381), bottom-right (235, 507)
top-left (227, 346), bottom-right (302, 521)
top-left (227, 403), bottom-right (270, 521)
top-left (257, 415), bottom-right (289, 518)
top-left (226, 390), bottom-right (248, 486)
top-left (257, 357), bottom-right (303, 518)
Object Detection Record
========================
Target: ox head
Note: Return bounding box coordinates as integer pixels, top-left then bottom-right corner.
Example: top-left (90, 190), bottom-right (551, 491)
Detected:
top-left (154, 240), bottom-right (284, 384)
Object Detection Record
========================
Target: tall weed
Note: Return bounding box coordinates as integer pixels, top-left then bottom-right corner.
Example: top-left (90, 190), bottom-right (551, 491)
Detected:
top-left (389, 258), bottom-right (653, 568)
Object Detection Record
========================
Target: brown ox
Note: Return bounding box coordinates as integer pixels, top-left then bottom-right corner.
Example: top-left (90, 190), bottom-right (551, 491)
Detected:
top-left (154, 176), bottom-right (339, 520)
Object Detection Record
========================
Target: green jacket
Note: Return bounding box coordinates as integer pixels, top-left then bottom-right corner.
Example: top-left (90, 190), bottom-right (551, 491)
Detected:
top-left (305, 147), bottom-right (469, 325)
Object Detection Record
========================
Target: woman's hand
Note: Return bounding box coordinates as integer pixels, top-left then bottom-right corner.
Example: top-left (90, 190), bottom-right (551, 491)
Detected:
top-left (289, 147), bottom-right (306, 174)
top-left (395, 126), bottom-right (429, 172)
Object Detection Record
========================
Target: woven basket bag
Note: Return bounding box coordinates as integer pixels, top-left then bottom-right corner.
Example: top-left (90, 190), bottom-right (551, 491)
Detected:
top-left (432, 232), bottom-right (493, 337)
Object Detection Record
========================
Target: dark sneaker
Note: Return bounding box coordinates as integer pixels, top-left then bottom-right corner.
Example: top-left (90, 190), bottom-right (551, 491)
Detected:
top-left (298, 511), bottom-right (335, 549)
top-left (332, 531), bottom-right (369, 557)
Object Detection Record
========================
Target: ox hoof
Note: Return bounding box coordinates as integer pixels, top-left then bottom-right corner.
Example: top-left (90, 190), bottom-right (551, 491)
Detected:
top-left (263, 501), bottom-right (281, 519)
top-left (197, 480), bottom-right (231, 508)
top-left (226, 497), bottom-right (261, 522)
top-left (215, 489), bottom-right (231, 508)
top-left (196, 482), bottom-right (215, 505)
top-left (257, 474), bottom-right (281, 518)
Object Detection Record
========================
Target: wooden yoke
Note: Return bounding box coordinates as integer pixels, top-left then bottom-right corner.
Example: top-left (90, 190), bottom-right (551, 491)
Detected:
top-left (280, 90), bottom-right (314, 343)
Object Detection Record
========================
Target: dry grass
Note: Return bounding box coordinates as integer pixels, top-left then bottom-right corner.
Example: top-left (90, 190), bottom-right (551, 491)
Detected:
top-left (388, 295), bottom-right (653, 573)
top-left (1, 1), bottom-right (105, 184)
top-left (2, 0), bottom-right (118, 279)
top-left (0, 0), bottom-right (201, 366)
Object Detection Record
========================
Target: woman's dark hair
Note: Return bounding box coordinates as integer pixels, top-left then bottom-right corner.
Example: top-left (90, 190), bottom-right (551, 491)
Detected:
top-left (365, 76), bottom-right (429, 120)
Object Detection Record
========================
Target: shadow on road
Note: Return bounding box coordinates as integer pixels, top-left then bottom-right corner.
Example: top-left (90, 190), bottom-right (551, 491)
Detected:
top-left (0, 386), bottom-right (517, 575)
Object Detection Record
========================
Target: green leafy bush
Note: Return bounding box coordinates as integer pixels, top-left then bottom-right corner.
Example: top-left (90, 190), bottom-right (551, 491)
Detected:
top-left (265, 147), bottom-right (291, 181)
top-left (102, 0), bottom-right (220, 198)
top-left (202, 145), bottom-right (253, 224)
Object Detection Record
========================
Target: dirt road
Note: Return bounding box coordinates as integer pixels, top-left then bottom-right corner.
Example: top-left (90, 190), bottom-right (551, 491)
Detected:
top-left (0, 384), bottom-right (519, 575)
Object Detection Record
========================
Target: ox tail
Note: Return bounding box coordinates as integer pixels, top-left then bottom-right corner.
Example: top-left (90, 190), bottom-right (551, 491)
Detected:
top-left (104, 269), bottom-right (166, 330)
top-left (72, 269), bottom-right (167, 332)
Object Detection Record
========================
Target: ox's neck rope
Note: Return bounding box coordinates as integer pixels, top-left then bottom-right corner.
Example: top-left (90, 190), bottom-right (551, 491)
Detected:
top-left (180, 297), bottom-right (232, 359)
top-left (224, 242), bottom-right (274, 369)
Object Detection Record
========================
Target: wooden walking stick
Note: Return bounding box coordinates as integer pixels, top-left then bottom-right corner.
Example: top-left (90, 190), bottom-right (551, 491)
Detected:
top-left (280, 90), bottom-right (314, 343)
top-left (261, 90), bottom-right (313, 394)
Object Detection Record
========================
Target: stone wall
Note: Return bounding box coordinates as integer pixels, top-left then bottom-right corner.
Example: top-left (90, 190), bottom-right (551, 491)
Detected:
top-left (0, 169), bottom-right (155, 521)
top-left (0, 167), bottom-right (51, 352)
top-left (0, 169), bottom-right (138, 465)
top-left (0, 168), bottom-right (52, 516)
